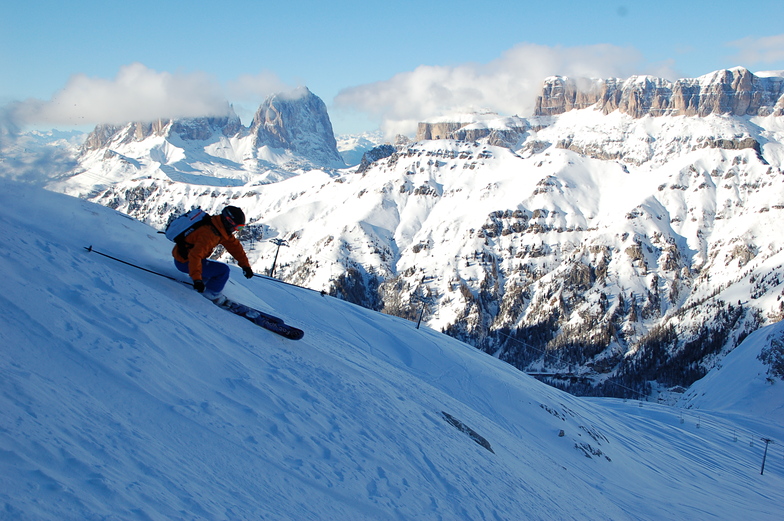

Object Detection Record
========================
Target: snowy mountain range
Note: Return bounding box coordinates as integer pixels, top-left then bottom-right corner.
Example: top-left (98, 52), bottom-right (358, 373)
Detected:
top-left (62, 87), bottom-right (346, 197)
top-left (23, 67), bottom-right (784, 399)
top-left (1, 177), bottom-right (783, 520)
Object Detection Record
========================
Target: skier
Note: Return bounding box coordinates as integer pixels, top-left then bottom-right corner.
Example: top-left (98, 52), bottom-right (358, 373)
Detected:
top-left (172, 205), bottom-right (254, 305)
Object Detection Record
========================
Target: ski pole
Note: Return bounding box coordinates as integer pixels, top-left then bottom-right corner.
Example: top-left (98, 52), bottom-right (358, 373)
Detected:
top-left (84, 245), bottom-right (192, 286)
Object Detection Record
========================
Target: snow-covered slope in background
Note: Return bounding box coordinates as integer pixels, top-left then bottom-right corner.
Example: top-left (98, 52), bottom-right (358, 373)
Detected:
top-left (1, 178), bottom-right (783, 520)
top-left (336, 130), bottom-right (385, 166)
top-left (683, 321), bottom-right (784, 423)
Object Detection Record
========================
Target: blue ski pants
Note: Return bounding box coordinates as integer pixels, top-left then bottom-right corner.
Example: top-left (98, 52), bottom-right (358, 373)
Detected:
top-left (174, 259), bottom-right (230, 295)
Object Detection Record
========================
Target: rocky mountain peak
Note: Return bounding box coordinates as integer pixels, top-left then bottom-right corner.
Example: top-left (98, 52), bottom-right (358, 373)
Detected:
top-left (250, 87), bottom-right (345, 168)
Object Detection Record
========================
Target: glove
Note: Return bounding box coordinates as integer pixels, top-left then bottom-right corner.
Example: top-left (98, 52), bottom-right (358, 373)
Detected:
top-left (193, 280), bottom-right (205, 293)
top-left (242, 266), bottom-right (254, 279)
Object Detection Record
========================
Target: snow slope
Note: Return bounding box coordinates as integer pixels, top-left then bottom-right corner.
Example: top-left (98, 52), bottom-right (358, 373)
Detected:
top-left (682, 321), bottom-right (784, 424)
top-left (1, 178), bottom-right (783, 520)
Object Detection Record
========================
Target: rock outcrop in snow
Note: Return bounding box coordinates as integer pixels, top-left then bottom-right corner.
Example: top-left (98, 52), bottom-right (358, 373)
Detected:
top-left (416, 114), bottom-right (528, 149)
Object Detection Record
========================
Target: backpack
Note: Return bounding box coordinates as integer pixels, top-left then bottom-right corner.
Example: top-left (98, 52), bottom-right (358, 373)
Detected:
top-left (163, 208), bottom-right (212, 243)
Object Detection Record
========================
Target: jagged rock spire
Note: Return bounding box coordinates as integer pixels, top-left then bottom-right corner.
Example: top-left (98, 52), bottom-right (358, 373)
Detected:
top-left (250, 86), bottom-right (345, 168)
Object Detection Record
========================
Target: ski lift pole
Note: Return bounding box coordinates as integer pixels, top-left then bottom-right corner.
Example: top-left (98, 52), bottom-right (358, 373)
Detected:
top-left (416, 301), bottom-right (426, 329)
top-left (268, 238), bottom-right (288, 278)
top-left (414, 289), bottom-right (432, 330)
top-left (760, 437), bottom-right (774, 475)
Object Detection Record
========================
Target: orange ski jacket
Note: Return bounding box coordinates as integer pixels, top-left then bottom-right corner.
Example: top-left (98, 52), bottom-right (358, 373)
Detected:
top-left (172, 214), bottom-right (251, 281)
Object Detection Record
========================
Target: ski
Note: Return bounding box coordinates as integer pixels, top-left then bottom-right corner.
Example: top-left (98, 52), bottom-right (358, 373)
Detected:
top-left (83, 247), bottom-right (304, 339)
top-left (215, 298), bottom-right (304, 340)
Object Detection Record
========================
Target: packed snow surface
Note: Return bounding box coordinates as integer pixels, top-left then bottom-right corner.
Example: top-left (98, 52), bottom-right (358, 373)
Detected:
top-left (1, 178), bottom-right (783, 520)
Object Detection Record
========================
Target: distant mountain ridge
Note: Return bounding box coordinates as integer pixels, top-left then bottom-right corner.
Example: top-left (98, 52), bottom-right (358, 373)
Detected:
top-left (83, 113), bottom-right (243, 150)
top-left (535, 67), bottom-right (784, 118)
top-left (62, 87), bottom-right (345, 197)
top-left (416, 114), bottom-right (529, 149)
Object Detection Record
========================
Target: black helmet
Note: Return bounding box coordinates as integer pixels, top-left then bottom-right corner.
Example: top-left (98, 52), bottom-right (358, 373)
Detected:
top-left (221, 205), bottom-right (246, 230)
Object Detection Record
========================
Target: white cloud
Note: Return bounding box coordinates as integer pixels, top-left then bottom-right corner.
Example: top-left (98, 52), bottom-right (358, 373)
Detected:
top-left (727, 34), bottom-right (784, 65)
top-left (224, 73), bottom-right (303, 126)
top-left (9, 63), bottom-right (230, 127)
top-left (226, 70), bottom-right (291, 102)
top-left (334, 43), bottom-right (651, 137)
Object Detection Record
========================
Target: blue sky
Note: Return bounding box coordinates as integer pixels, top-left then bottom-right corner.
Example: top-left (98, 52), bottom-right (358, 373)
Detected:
top-left (3, 0), bottom-right (784, 136)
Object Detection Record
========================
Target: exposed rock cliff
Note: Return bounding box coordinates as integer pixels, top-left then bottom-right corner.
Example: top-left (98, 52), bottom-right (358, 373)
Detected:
top-left (416, 115), bottom-right (528, 148)
top-left (535, 67), bottom-right (784, 118)
top-left (82, 112), bottom-right (242, 151)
